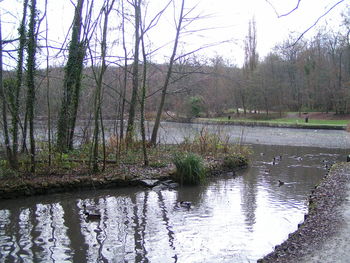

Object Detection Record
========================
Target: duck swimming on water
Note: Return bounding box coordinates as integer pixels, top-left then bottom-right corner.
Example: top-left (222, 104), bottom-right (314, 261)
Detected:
top-left (82, 203), bottom-right (101, 220)
top-left (179, 201), bottom-right (191, 208)
top-left (84, 211), bottom-right (101, 220)
top-left (278, 180), bottom-right (285, 186)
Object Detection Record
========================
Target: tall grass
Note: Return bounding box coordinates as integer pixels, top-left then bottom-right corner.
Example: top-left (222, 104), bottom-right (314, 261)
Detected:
top-left (172, 152), bottom-right (206, 185)
top-left (179, 127), bottom-right (251, 158)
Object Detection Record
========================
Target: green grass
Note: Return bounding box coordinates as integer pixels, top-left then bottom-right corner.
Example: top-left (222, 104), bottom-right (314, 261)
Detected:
top-left (203, 117), bottom-right (348, 127)
top-left (264, 118), bottom-right (347, 126)
top-left (172, 152), bottom-right (207, 185)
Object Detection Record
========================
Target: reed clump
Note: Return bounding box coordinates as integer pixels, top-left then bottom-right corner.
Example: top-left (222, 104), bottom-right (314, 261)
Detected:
top-left (172, 152), bottom-right (207, 185)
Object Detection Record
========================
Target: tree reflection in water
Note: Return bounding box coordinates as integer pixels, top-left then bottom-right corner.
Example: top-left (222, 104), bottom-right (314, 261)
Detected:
top-left (0, 144), bottom-right (347, 262)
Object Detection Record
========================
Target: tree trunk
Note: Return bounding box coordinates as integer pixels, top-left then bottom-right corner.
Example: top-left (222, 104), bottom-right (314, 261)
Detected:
top-left (26, 0), bottom-right (38, 173)
top-left (0, 14), bottom-right (13, 166)
top-left (90, 0), bottom-right (114, 172)
top-left (150, 0), bottom-right (185, 146)
top-left (45, 0), bottom-right (52, 166)
top-left (56, 0), bottom-right (85, 152)
top-left (117, 0), bottom-right (128, 163)
top-left (126, 0), bottom-right (141, 147)
top-left (140, 19), bottom-right (149, 166)
top-left (10, 0), bottom-right (29, 169)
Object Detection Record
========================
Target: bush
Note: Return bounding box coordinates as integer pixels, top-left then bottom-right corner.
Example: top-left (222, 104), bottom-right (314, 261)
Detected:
top-left (222, 154), bottom-right (248, 169)
top-left (186, 96), bottom-right (203, 118)
top-left (0, 159), bottom-right (18, 179)
top-left (172, 152), bottom-right (206, 185)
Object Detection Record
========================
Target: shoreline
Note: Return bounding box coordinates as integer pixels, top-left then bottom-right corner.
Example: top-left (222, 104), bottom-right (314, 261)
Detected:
top-left (258, 162), bottom-right (350, 262)
top-left (186, 118), bottom-right (347, 130)
top-left (0, 164), bottom-right (173, 200)
top-left (0, 157), bottom-right (248, 200)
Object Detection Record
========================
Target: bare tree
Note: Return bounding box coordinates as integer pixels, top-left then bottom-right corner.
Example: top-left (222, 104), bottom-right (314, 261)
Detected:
top-left (89, 0), bottom-right (116, 172)
top-left (125, 0), bottom-right (141, 146)
top-left (150, 0), bottom-right (185, 146)
top-left (44, 0), bottom-right (52, 166)
top-left (242, 17), bottom-right (258, 114)
top-left (0, 13), bottom-right (12, 167)
top-left (0, 0), bottom-right (29, 169)
top-left (11, 0), bottom-right (29, 168)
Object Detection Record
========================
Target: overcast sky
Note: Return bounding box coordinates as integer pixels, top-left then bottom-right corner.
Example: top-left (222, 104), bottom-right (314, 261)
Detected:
top-left (198, 0), bottom-right (347, 64)
top-left (1, 0), bottom-right (348, 67)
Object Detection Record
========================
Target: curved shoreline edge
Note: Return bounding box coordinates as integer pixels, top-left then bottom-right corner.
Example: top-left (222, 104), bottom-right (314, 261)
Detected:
top-left (258, 162), bottom-right (350, 262)
top-left (182, 119), bottom-right (346, 130)
top-left (0, 158), bottom-right (248, 200)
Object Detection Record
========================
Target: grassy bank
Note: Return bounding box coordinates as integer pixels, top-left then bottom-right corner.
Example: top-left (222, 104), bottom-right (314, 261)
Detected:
top-left (195, 116), bottom-right (348, 130)
top-left (0, 130), bottom-right (250, 199)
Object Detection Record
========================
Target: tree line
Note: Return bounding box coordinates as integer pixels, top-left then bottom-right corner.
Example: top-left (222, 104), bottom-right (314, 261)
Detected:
top-left (0, 0), bottom-right (349, 173)
top-left (0, 0), bottom-right (200, 172)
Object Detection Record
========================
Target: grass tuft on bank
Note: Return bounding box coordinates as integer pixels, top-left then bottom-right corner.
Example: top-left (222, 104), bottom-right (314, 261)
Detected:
top-left (172, 152), bottom-right (206, 185)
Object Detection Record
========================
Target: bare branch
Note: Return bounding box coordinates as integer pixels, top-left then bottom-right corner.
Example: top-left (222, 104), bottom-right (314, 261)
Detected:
top-left (265, 0), bottom-right (302, 18)
top-left (266, 0), bottom-right (346, 47)
top-left (290, 0), bottom-right (346, 46)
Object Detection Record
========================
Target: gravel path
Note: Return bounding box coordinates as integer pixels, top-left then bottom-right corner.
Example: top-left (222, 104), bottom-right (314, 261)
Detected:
top-left (258, 162), bottom-right (350, 263)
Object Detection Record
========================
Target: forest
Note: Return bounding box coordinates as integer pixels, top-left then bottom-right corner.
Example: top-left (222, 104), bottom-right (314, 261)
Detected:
top-left (0, 0), bottom-right (349, 173)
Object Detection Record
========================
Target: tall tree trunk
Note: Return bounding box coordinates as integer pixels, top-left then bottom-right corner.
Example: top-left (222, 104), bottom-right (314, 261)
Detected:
top-left (140, 21), bottom-right (149, 166)
top-left (116, 0), bottom-right (128, 164)
top-left (45, 0), bottom-right (51, 166)
top-left (56, 0), bottom-right (85, 152)
top-left (21, 110), bottom-right (28, 153)
top-left (90, 0), bottom-right (114, 172)
top-left (10, 0), bottom-right (29, 169)
top-left (126, 0), bottom-right (141, 147)
top-left (150, 0), bottom-right (185, 146)
top-left (26, 0), bottom-right (38, 173)
top-left (0, 14), bottom-right (13, 165)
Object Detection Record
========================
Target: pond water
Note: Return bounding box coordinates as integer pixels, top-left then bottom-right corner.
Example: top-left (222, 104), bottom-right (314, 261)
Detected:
top-left (31, 120), bottom-right (350, 149)
top-left (155, 121), bottom-right (350, 149)
top-left (0, 141), bottom-right (348, 262)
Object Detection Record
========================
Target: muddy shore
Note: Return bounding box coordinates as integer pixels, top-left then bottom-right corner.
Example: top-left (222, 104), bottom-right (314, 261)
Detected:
top-left (258, 162), bottom-right (350, 262)
top-left (0, 156), bottom-right (247, 200)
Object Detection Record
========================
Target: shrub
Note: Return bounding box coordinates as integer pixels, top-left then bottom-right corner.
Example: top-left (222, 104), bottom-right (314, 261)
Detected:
top-left (179, 127), bottom-right (252, 159)
top-left (172, 152), bottom-right (206, 185)
top-left (0, 160), bottom-right (18, 178)
top-left (222, 154), bottom-right (248, 169)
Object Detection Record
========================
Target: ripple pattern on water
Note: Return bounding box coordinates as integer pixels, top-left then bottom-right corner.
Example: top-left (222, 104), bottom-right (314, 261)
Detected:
top-left (0, 144), bottom-right (347, 262)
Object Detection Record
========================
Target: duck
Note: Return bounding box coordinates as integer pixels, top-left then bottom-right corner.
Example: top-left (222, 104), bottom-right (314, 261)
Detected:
top-left (84, 211), bottom-right (101, 220)
top-left (179, 201), bottom-right (191, 208)
top-left (278, 180), bottom-right (285, 186)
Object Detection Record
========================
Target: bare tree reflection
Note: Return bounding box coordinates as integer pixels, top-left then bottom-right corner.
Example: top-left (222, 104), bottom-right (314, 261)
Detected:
top-left (157, 191), bottom-right (177, 262)
top-left (240, 169), bottom-right (258, 232)
top-left (131, 192), bottom-right (149, 262)
top-left (61, 200), bottom-right (87, 262)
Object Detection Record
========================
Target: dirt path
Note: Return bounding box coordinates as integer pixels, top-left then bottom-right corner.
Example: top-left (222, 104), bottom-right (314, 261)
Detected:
top-left (258, 162), bottom-right (350, 263)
